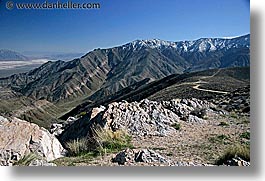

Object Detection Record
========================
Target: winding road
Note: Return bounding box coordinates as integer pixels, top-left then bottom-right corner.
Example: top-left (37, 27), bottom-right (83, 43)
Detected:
top-left (191, 69), bottom-right (229, 94)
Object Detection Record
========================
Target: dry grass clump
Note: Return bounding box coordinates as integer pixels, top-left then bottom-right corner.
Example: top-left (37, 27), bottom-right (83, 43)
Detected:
top-left (93, 127), bottom-right (133, 154)
top-left (66, 138), bottom-right (89, 156)
top-left (13, 153), bottom-right (38, 166)
top-left (65, 127), bottom-right (132, 157)
top-left (215, 144), bottom-right (250, 165)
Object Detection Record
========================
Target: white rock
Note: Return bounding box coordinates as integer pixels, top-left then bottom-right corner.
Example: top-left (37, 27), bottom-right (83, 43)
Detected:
top-left (0, 116), bottom-right (65, 166)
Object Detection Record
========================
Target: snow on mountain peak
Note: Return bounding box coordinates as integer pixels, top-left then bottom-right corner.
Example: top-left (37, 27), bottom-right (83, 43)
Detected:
top-left (122, 34), bottom-right (250, 53)
top-left (125, 39), bottom-right (177, 51)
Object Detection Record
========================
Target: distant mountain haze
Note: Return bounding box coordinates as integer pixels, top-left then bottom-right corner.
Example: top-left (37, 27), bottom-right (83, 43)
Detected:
top-left (22, 52), bottom-right (85, 61)
top-left (0, 49), bottom-right (28, 61)
top-left (0, 49), bottom-right (85, 62)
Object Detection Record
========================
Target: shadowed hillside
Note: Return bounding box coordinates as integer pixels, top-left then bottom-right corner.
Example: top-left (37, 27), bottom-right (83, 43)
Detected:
top-left (61, 67), bottom-right (249, 120)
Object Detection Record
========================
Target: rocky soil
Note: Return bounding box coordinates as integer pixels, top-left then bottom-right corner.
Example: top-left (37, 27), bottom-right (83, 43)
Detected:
top-left (211, 86), bottom-right (250, 114)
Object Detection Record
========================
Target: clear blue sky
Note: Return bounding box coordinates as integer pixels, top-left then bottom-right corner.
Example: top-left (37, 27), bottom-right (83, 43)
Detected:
top-left (0, 0), bottom-right (250, 54)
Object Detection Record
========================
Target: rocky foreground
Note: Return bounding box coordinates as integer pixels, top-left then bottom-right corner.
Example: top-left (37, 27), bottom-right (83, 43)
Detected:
top-left (0, 116), bottom-right (65, 166)
top-left (58, 98), bottom-right (215, 142)
top-left (0, 95), bottom-right (250, 166)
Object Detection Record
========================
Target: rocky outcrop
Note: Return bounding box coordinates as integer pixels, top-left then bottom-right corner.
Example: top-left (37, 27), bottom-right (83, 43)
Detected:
top-left (99, 99), bottom-right (179, 136)
top-left (162, 98), bottom-right (215, 123)
top-left (60, 99), bottom-right (181, 142)
top-left (95, 98), bottom-right (216, 133)
top-left (0, 116), bottom-right (65, 166)
top-left (59, 98), bottom-right (220, 143)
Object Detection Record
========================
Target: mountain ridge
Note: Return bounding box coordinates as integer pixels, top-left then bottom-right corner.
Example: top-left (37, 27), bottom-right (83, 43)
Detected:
top-left (116, 34), bottom-right (250, 52)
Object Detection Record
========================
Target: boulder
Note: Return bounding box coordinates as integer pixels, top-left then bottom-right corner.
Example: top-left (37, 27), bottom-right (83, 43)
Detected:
top-left (50, 116), bottom-right (77, 137)
top-left (90, 106), bottom-right (106, 119)
top-left (112, 148), bottom-right (135, 165)
top-left (112, 148), bottom-right (168, 165)
top-left (0, 116), bottom-right (65, 166)
top-left (187, 115), bottom-right (207, 124)
top-left (50, 123), bottom-right (64, 136)
top-left (225, 156), bottom-right (250, 166)
top-left (134, 149), bottom-right (168, 163)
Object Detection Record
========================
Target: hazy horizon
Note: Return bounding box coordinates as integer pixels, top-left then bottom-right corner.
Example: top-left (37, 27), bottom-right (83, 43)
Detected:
top-left (0, 33), bottom-right (250, 57)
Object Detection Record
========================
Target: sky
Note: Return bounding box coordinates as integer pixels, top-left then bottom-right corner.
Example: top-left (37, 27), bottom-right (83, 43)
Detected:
top-left (0, 0), bottom-right (250, 54)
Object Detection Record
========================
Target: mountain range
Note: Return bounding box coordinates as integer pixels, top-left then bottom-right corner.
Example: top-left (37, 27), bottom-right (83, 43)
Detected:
top-left (0, 34), bottom-right (250, 104)
top-left (0, 49), bottom-right (29, 61)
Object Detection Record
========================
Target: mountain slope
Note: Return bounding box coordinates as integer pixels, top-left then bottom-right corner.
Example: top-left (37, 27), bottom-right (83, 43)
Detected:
top-left (60, 66), bottom-right (250, 120)
top-left (0, 87), bottom-right (65, 129)
top-left (102, 67), bottom-right (249, 102)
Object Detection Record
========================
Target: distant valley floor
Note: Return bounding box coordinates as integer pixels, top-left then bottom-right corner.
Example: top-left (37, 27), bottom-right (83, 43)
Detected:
top-left (0, 59), bottom-right (55, 78)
